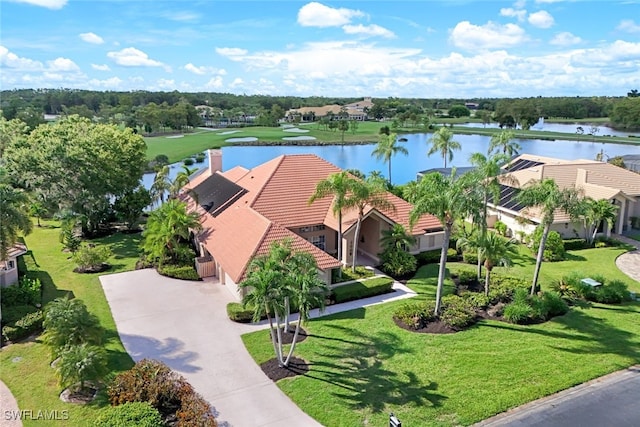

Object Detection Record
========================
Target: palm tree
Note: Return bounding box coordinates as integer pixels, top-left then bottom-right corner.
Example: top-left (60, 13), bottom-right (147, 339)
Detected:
top-left (345, 178), bottom-right (395, 272)
top-left (582, 198), bottom-right (619, 245)
top-left (0, 183), bottom-right (33, 261)
top-left (150, 165), bottom-right (171, 206)
top-left (488, 130), bottom-right (520, 157)
top-left (460, 232), bottom-right (515, 295)
top-left (517, 178), bottom-right (582, 294)
top-left (56, 343), bottom-right (107, 392)
top-left (308, 171), bottom-right (356, 265)
top-left (371, 132), bottom-right (408, 183)
top-left (427, 127), bottom-right (461, 168)
top-left (407, 171), bottom-right (480, 315)
top-left (380, 223), bottom-right (416, 252)
top-left (169, 165), bottom-right (198, 199)
top-left (142, 199), bottom-right (202, 265)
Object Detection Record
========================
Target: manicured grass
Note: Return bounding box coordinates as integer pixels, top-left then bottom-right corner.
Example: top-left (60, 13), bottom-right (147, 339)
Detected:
top-left (0, 221), bottom-right (140, 426)
top-left (242, 244), bottom-right (640, 427)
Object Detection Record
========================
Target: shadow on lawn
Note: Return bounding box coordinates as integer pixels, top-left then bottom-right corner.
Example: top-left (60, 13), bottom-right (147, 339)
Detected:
top-left (118, 334), bottom-right (202, 374)
top-left (483, 307), bottom-right (640, 361)
top-left (303, 323), bottom-right (447, 413)
top-left (102, 233), bottom-right (142, 260)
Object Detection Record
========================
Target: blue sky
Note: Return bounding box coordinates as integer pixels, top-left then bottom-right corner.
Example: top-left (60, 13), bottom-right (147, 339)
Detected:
top-left (1, 0), bottom-right (639, 97)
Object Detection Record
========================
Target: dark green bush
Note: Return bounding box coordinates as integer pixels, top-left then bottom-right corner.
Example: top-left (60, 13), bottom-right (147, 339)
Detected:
top-left (1, 304), bottom-right (38, 326)
top-left (183, 158), bottom-right (195, 166)
top-left (393, 302), bottom-right (434, 329)
top-left (194, 153), bottom-right (206, 163)
top-left (460, 291), bottom-right (490, 310)
top-left (531, 228), bottom-right (565, 261)
top-left (563, 238), bottom-right (587, 251)
top-left (593, 280), bottom-right (631, 304)
top-left (456, 270), bottom-right (477, 286)
top-left (2, 310), bottom-right (43, 342)
top-left (94, 402), bottom-right (164, 427)
top-left (158, 265), bottom-right (200, 281)
top-left (542, 292), bottom-right (569, 317)
top-left (416, 249), bottom-right (440, 265)
top-left (379, 248), bottom-right (417, 277)
top-left (226, 303), bottom-right (256, 323)
top-left (73, 244), bottom-right (112, 272)
top-left (0, 277), bottom-right (42, 306)
top-left (462, 251), bottom-right (478, 265)
top-left (440, 295), bottom-right (476, 329)
top-left (503, 301), bottom-right (534, 324)
top-left (489, 275), bottom-right (529, 303)
top-left (494, 220), bottom-right (507, 236)
top-left (528, 294), bottom-right (550, 322)
top-left (332, 277), bottom-right (394, 304)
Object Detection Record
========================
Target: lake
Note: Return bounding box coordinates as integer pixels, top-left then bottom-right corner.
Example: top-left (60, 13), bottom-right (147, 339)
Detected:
top-left (142, 132), bottom-right (640, 187)
top-left (461, 121), bottom-right (640, 138)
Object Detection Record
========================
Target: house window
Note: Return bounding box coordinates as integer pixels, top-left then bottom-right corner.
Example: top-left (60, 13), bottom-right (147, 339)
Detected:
top-left (299, 224), bottom-right (325, 233)
top-left (427, 235), bottom-right (435, 248)
top-left (310, 235), bottom-right (326, 251)
top-left (7, 260), bottom-right (15, 270)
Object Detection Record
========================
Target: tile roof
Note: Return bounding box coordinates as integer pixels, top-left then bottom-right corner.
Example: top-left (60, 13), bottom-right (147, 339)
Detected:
top-left (184, 153), bottom-right (442, 283)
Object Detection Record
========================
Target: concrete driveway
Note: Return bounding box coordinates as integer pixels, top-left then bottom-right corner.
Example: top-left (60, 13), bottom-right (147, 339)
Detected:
top-left (100, 269), bottom-right (321, 427)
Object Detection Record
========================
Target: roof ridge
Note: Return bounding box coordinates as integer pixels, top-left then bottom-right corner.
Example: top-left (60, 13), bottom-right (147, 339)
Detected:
top-left (235, 210), bottom-right (274, 281)
top-left (248, 155), bottom-right (286, 208)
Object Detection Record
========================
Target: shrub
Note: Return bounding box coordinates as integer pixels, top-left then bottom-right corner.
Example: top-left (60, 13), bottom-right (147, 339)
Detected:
top-left (1, 304), bottom-right (38, 326)
top-left (56, 343), bottom-right (108, 390)
top-left (194, 153), bottom-right (206, 163)
top-left (332, 277), bottom-right (394, 304)
top-left (440, 295), bottom-right (476, 329)
top-left (331, 266), bottom-right (374, 283)
top-left (378, 248), bottom-right (417, 278)
top-left (462, 251), bottom-right (478, 265)
top-left (460, 292), bottom-right (490, 310)
top-left (415, 249), bottom-right (440, 265)
top-left (158, 265), bottom-right (200, 281)
top-left (0, 277), bottom-right (42, 307)
top-left (60, 225), bottom-right (81, 253)
top-left (494, 220), bottom-right (507, 236)
top-left (531, 228), bottom-right (565, 261)
top-left (2, 310), bottom-right (43, 342)
top-left (593, 280), bottom-right (631, 304)
top-left (94, 402), bottom-right (164, 427)
top-left (563, 238), bottom-right (587, 251)
top-left (183, 158), bottom-right (195, 166)
top-left (227, 302), bottom-right (255, 323)
top-left (393, 302), bottom-right (434, 329)
top-left (528, 294), bottom-right (550, 322)
top-left (456, 269), bottom-right (477, 286)
top-left (503, 301), bottom-right (534, 324)
top-left (42, 297), bottom-right (104, 356)
top-left (489, 275), bottom-right (529, 303)
top-left (73, 244), bottom-right (112, 272)
top-left (542, 292), bottom-right (569, 317)
top-left (594, 241), bottom-right (607, 248)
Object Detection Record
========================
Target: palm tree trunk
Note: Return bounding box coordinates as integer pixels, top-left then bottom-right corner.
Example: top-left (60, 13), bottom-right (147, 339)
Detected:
top-left (531, 224), bottom-right (550, 295)
top-left (591, 220), bottom-right (600, 245)
top-left (284, 320), bottom-right (301, 366)
top-left (484, 264), bottom-right (491, 296)
top-left (351, 215), bottom-right (363, 273)
top-left (477, 249), bottom-right (482, 280)
top-left (337, 212), bottom-right (343, 266)
top-left (434, 225), bottom-right (451, 315)
top-left (274, 311), bottom-right (284, 366)
top-left (266, 309), bottom-right (280, 364)
top-left (388, 158), bottom-right (392, 184)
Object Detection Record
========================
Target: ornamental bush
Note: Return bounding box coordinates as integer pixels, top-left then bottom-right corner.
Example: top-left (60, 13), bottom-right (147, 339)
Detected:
top-left (503, 300), bottom-right (534, 324)
top-left (393, 302), bottom-right (435, 329)
top-left (593, 280), bottom-right (631, 304)
top-left (0, 277), bottom-right (41, 307)
top-left (94, 402), bottom-right (164, 427)
top-left (379, 248), bottom-right (417, 278)
top-left (531, 228), bottom-right (565, 261)
top-left (73, 244), bottom-right (112, 272)
top-left (226, 302), bottom-right (255, 323)
top-left (158, 264), bottom-right (200, 281)
top-left (440, 295), bottom-right (476, 329)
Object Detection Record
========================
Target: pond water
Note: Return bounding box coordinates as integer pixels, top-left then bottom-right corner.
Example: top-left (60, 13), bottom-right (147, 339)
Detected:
top-left (461, 120), bottom-right (640, 138)
top-left (142, 132), bottom-right (640, 188)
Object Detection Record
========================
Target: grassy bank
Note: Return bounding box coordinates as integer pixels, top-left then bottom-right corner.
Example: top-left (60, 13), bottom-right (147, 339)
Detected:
top-left (0, 222), bottom-right (139, 426)
top-left (242, 245), bottom-right (640, 427)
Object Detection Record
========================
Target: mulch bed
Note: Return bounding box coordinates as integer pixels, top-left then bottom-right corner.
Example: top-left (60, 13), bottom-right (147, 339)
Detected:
top-left (260, 357), bottom-right (310, 382)
top-left (59, 384), bottom-right (98, 404)
top-left (73, 263), bottom-right (111, 274)
top-left (267, 327), bottom-right (308, 345)
top-left (393, 317), bottom-right (458, 334)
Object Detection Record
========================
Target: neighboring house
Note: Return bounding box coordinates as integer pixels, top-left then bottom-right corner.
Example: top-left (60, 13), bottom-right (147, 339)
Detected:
top-left (182, 150), bottom-right (443, 300)
top-left (285, 98), bottom-right (374, 122)
top-left (618, 154), bottom-right (640, 173)
top-left (0, 242), bottom-right (27, 287)
top-left (416, 166), bottom-right (476, 181)
top-left (489, 154), bottom-right (640, 239)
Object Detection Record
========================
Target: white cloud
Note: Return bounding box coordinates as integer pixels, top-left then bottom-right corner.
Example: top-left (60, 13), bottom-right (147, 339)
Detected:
top-left (342, 24), bottom-right (396, 38)
top-left (88, 77), bottom-right (122, 89)
top-left (79, 32), bottom-right (104, 44)
top-left (161, 11), bottom-right (200, 22)
top-left (205, 76), bottom-right (224, 89)
top-left (528, 10), bottom-right (554, 28)
top-left (0, 45), bottom-right (43, 70)
top-left (535, 0), bottom-right (563, 3)
top-left (47, 57), bottom-right (79, 71)
top-left (91, 63), bottom-right (110, 71)
top-left (500, 8), bottom-right (527, 22)
top-left (184, 63), bottom-right (226, 75)
top-left (107, 47), bottom-right (167, 69)
top-left (230, 78), bottom-right (244, 88)
top-left (550, 32), bottom-right (582, 46)
top-left (156, 78), bottom-right (176, 89)
top-left (449, 21), bottom-right (528, 50)
top-left (10, 0), bottom-right (67, 9)
top-left (215, 47), bottom-right (249, 59)
top-left (297, 2), bottom-right (365, 28)
top-left (617, 19), bottom-right (640, 33)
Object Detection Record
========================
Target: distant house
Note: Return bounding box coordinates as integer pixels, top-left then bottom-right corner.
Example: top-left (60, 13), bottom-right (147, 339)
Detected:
top-left (618, 154), bottom-right (640, 173)
top-left (0, 242), bottom-right (27, 287)
top-left (464, 102), bottom-right (479, 110)
top-left (489, 154), bottom-right (640, 239)
top-left (182, 150), bottom-right (443, 300)
top-left (285, 97), bottom-right (374, 122)
top-left (416, 166), bottom-right (476, 181)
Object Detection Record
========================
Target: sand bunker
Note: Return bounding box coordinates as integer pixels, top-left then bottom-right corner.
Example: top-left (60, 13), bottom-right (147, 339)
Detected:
top-left (282, 136), bottom-right (317, 141)
top-left (226, 137), bottom-right (258, 142)
top-left (166, 135), bottom-right (184, 139)
top-left (218, 130), bottom-right (242, 135)
top-left (282, 127), bottom-right (310, 133)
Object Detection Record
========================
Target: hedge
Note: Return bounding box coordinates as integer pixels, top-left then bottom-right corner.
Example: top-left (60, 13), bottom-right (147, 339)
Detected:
top-left (2, 310), bottom-right (43, 342)
top-left (226, 303), bottom-right (257, 323)
top-left (415, 248), bottom-right (458, 266)
top-left (331, 277), bottom-right (394, 304)
top-left (157, 265), bottom-right (200, 281)
top-left (94, 402), bottom-right (164, 427)
top-left (563, 238), bottom-right (588, 251)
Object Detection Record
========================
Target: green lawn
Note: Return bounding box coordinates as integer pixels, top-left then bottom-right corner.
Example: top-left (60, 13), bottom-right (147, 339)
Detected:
top-left (242, 245), bottom-right (640, 427)
top-left (0, 221), bottom-right (139, 426)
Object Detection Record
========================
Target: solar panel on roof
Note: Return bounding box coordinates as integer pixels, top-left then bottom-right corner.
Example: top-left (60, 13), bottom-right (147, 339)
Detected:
top-left (192, 174), bottom-right (247, 217)
top-left (505, 159), bottom-right (544, 172)
top-left (497, 184), bottom-right (524, 212)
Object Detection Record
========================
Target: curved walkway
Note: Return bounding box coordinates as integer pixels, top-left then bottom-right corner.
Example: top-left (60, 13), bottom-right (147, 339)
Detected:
top-left (100, 269), bottom-right (415, 427)
top-left (0, 380), bottom-right (23, 427)
top-left (612, 234), bottom-right (640, 283)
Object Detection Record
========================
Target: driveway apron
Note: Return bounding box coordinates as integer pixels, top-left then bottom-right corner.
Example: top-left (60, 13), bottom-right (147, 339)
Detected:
top-left (100, 269), bottom-right (321, 427)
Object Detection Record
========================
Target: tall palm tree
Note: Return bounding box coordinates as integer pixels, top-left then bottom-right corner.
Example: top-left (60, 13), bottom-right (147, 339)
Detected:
top-left (345, 178), bottom-right (396, 272)
top-left (169, 165), bottom-right (198, 199)
top-left (0, 183), bottom-right (33, 260)
top-left (407, 171), bottom-right (480, 315)
top-left (150, 165), bottom-right (171, 206)
top-left (371, 132), bottom-right (408, 184)
top-left (517, 178), bottom-right (582, 294)
top-left (488, 130), bottom-right (520, 157)
top-left (459, 232), bottom-right (516, 295)
top-left (582, 198), bottom-right (619, 245)
top-left (308, 171), bottom-right (356, 265)
top-left (380, 223), bottom-right (416, 252)
top-left (427, 127), bottom-right (461, 168)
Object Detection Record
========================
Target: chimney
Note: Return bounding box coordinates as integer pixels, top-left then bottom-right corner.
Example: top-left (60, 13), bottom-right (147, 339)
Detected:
top-left (208, 149), bottom-right (222, 175)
